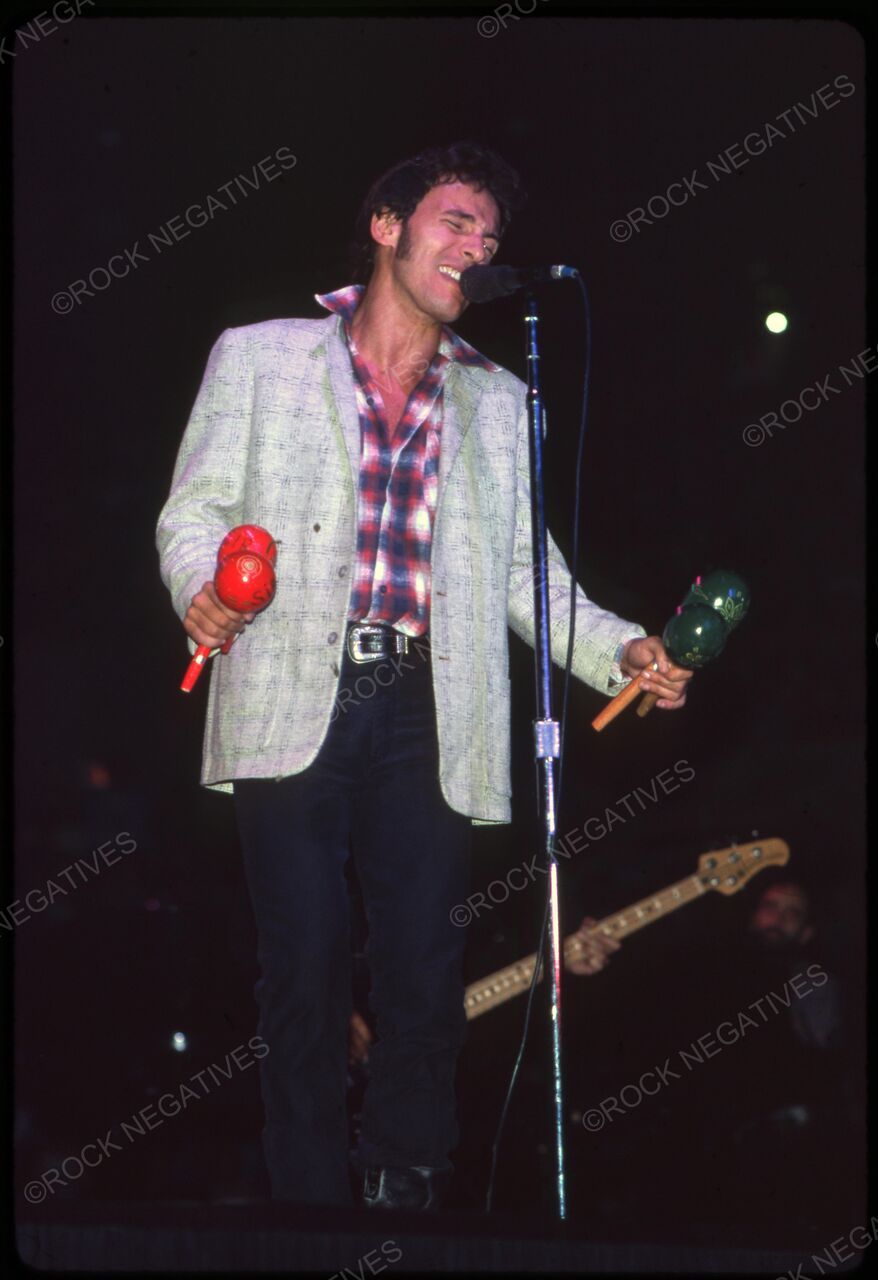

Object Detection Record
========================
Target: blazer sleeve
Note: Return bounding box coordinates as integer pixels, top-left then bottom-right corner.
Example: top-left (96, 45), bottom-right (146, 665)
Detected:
top-left (506, 399), bottom-right (646, 695)
top-left (156, 328), bottom-right (255, 627)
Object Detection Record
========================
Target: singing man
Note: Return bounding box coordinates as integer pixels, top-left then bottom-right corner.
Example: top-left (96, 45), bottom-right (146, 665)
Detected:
top-left (156, 140), bottom-right (692, 1211)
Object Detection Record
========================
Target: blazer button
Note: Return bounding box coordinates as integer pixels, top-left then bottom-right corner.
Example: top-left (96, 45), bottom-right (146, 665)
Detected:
top-left (313, 523), bottom-right (321, 532)
top-left (328, 632), bottom-right (338, 644)
top-left (338, 565), bottom-right (348, 576)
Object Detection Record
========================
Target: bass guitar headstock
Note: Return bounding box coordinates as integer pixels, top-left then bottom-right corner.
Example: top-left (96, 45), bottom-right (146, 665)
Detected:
top-left (696, 837), bottom-right (789, 896)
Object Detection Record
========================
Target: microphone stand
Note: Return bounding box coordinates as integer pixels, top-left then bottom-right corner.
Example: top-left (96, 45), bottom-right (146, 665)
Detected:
top-left (523, 291), bottom-right (567, 1221)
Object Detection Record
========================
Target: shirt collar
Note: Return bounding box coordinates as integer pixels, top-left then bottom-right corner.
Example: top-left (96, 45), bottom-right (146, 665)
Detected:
top-left (315, 283), bottom-right (501, 373)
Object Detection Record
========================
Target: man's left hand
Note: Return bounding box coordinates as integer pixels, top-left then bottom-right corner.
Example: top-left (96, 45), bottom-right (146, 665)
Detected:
top-left (620, 636), bottom-right (693, 710)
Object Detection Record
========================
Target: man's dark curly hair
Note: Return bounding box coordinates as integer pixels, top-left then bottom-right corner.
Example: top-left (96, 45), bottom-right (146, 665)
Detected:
top-left (350, 140), bottom-right (525, 283)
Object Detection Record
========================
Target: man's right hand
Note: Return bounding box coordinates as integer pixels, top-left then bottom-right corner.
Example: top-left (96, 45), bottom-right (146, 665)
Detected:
top-left (183, 581), bottom-right (255, 649)
top-left (565, 916), bottom-right (621, 975)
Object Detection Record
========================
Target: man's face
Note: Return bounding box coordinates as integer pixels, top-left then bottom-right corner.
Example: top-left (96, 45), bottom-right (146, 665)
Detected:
top-left (372, 179), bottom-right (501, 324)
top-left (748, 883), bottom-right (814, 950)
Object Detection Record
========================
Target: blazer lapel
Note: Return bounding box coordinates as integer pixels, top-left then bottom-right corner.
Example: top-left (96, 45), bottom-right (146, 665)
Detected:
top-left (438, 364), bottom-right (482, 499)
top-left (323, 318), bottom-right (362, 495)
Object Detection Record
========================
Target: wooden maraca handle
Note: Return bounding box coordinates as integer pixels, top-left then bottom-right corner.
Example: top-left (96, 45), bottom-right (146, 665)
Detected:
top-left (636, 692), bottom-right (659, 717)
top-left (591, 667), bottom-right (655, 732)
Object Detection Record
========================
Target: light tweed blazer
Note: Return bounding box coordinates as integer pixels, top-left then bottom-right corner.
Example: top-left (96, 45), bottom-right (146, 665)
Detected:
top-left (156, 311), bottom-right (645, 822)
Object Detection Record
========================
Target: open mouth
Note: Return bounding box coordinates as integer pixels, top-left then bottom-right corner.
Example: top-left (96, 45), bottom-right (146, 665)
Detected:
top-left (438, 265), bottom-right (462, 284)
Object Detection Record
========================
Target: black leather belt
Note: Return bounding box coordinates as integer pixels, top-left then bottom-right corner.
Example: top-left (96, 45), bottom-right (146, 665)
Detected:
top-left (345, 623), bottom-right (420, 664)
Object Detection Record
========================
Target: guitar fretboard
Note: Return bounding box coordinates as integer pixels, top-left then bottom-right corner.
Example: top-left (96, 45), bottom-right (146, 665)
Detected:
top-left (462, 872), bottom-right (706, 1018)
top-left (463, 839), bottom-right (788, 1018)
top-left (463, 839), bottom-right (787, 1019)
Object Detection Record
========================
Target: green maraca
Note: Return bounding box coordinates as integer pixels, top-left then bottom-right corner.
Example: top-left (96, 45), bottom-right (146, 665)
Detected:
top-left (592, 600), bottom-right (727, 731)
top-left (630, 603), bottom-right (728, 718)
top-left (592, 570), bottom-right (750, 731)
top-left (636, 570), bottom-right (749, 718)
top-left (682, 569), bottom-right (750, 631)
top-left (664, 603), bottom-right (728, 666)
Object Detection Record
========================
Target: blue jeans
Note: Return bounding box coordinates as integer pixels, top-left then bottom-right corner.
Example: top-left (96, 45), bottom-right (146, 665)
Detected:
top-left (233, 637), bottom-right (473, 1205)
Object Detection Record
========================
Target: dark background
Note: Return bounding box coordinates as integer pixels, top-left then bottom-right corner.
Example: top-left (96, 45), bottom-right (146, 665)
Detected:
top-left (11, 5), bottom-right (866, 1246)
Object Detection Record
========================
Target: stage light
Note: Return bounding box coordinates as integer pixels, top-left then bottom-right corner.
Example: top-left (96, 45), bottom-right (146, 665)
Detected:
top-left (765, 311), bottom-right (788, 333)
top-left (171, 1032), bottom-right (188, 1052)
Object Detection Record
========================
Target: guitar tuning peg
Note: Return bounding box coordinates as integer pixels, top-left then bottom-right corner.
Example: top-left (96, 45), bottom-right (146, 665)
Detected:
top-left (750, 829), bottom-right (760, 839)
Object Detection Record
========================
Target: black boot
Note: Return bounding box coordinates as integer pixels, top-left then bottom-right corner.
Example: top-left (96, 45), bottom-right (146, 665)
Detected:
top-left (362, 1164), bottom-right (450, 1211)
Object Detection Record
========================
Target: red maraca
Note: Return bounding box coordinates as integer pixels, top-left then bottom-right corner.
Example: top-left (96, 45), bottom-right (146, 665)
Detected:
top-left (206, 526), bottom-right (278, 658)
top-left (216, 524), bottom-right (278, 566)
top-left (180, 531), bottom-right (277, 693)
top-left (211, 525), bottom-right (278, 661)
top-left (214, 523), bottom-right (277, 639)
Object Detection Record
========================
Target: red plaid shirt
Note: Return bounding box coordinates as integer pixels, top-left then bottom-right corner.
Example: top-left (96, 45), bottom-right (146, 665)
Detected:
top-left (316, 284), bottom-right (500, 636)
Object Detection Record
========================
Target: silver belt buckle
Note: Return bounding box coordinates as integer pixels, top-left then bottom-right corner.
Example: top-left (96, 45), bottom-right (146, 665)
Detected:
top-left (347, 624), bottom-right (386, 664)
top-left (347, 625), bottom-right (410, 663)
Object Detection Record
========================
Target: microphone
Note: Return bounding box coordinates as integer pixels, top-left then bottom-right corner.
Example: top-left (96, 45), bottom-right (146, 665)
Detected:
top-left (459, 263), bottom-right (579, 303)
